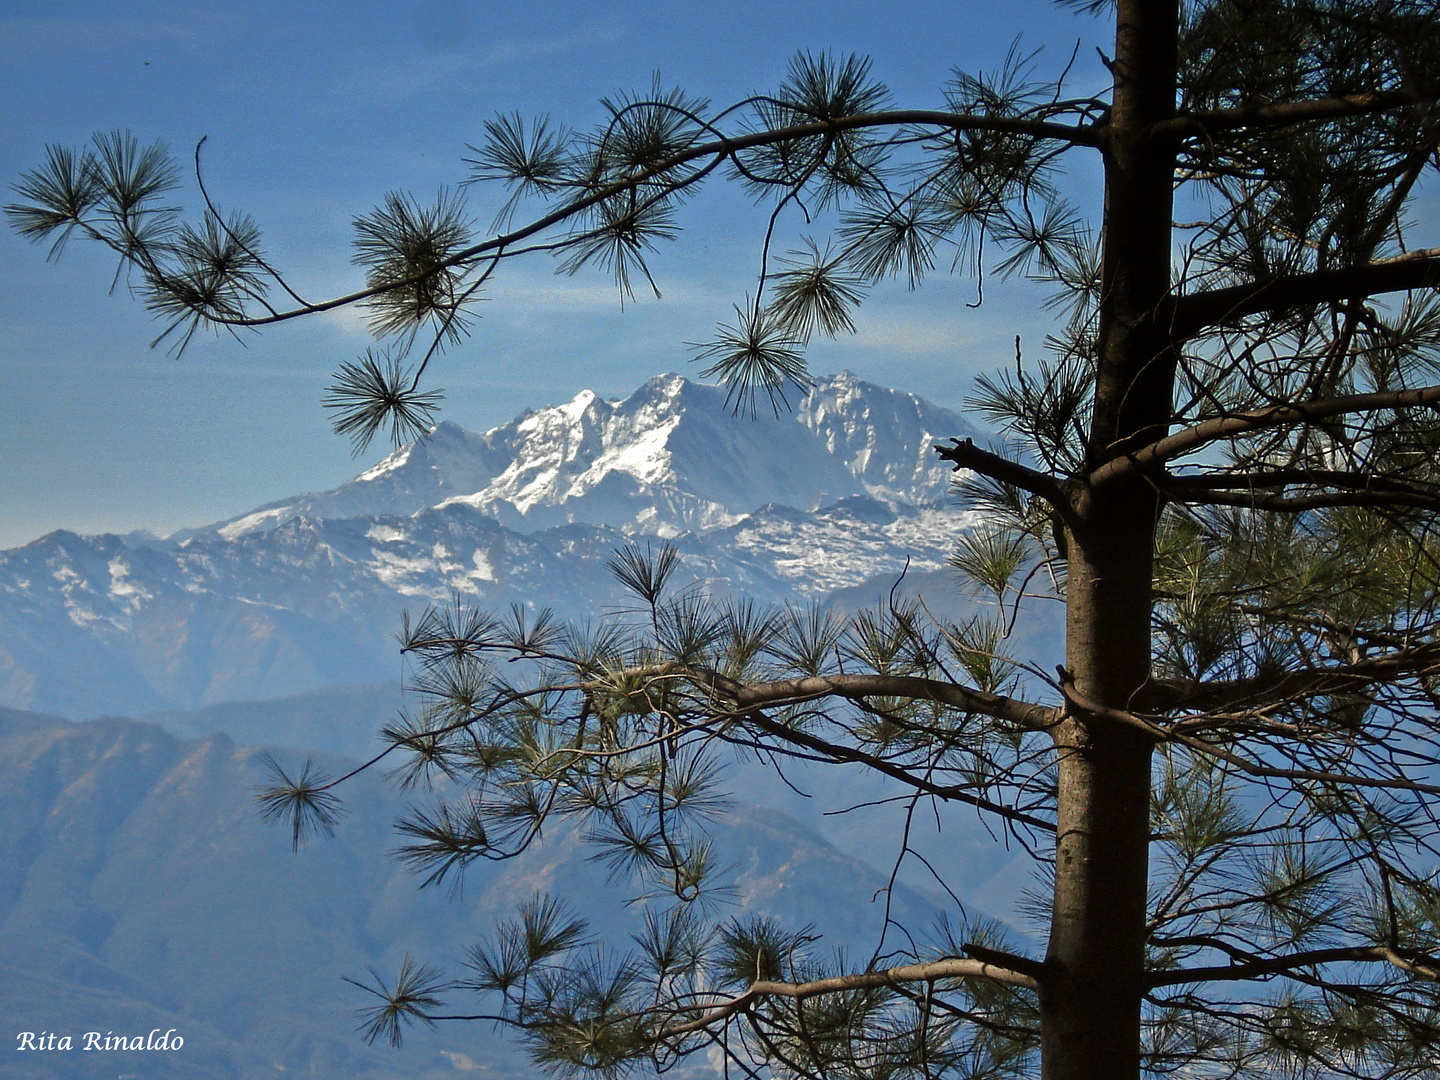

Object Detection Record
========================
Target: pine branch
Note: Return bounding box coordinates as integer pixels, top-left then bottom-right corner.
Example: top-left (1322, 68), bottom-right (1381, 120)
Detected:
top-left (700, 666), bottom-right (1060, 732)
top-left (1159, 466), bottom-right (1440, 511)
top-left (1149, 945), bottom-right (1440, 989)
top-left (1089, 381), bottom-right (1440, 487)
top-left (1066, 671), bottom-right (1440, 795)
top-left (154, 109), bottom-right (1103, 329)
top-left (1232, 606), bottom-right (1415, 651)
top-left (1161, 468), bottom-right (1436, 495)
top-left (1151, 87), bottom-right (1432, 142)
top-left (1164, 487), bottom-right (1440, 513)
top-left (1172, 247), bottom-right (1440, 341)
top-left (1149, 642), bottom-right (1440, 717)
top-left (718, 707), bottom-right (1057, 833)
top-left (663, 956), bottom-right (1043, 1037)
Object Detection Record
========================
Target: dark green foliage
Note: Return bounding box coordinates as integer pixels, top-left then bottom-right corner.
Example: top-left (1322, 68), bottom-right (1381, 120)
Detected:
top-left (322, 347), bottom-right (446, 454)
top-left (352, 189), bottom-right (476, 342)
top-left (349, 956), bottom-right (448, 1047)
top-left (256, 752), bottom-right (346, 851)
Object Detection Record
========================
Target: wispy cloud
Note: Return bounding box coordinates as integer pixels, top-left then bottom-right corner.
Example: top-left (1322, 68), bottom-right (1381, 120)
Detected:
top-left (819, 303), bottom-right (990, 359)
top-left (319, 302), bottom-right (375, 341)
top-left (314, 269), bottom-right (670, 344)
top-left (336, 23), bottom-right (627, 104)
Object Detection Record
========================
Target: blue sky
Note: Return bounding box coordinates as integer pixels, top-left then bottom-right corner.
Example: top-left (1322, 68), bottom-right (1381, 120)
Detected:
top-left (0, 1), bottom-right (1109, 548)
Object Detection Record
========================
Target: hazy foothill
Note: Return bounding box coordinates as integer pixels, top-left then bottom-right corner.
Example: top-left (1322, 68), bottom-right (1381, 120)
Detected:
top-left (8, 2), bottom-right (1440, 1080)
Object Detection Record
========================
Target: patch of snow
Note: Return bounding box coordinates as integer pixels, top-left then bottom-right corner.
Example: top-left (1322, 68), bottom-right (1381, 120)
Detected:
top-left (364, 523), bottom-right (409, 543)
top-left (563, 388), bottom-right (598, 421)
top-left (578, 414), bottom-right (680, 491)
top-left (107, 555), bottom-right (153, 605)
top-left (368, 548), bottom-right (437, 588)
top-left (356, 443), bottom-right (413, 482)
top-left (218, 506), bottom-right (291, 541)
top-left (469, 548), bottom-right (496, 582)
top-left (434, 490), bottom-right (490, 511)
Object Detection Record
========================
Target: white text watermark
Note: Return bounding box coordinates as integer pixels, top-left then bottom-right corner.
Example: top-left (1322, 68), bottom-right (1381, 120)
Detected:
top-left (15, 1029), bottom-right (183, 1051)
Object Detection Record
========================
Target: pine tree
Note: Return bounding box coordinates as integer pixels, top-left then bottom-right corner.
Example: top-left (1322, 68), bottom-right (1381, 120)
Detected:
top-left (11, 2), bottom-right (1440, 1077)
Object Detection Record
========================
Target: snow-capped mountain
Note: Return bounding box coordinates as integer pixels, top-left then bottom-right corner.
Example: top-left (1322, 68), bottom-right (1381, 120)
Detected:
top-left (210, 372), bottom-right (974, 538)
top-left (0, 373), bottom-right (985, 718)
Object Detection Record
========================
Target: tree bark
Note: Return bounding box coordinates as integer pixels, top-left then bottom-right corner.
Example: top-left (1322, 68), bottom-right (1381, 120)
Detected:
top-left (1040, 1), bottom-right (1179, 1077)
top-left (1041, 717), bottom-right (1155, 1078)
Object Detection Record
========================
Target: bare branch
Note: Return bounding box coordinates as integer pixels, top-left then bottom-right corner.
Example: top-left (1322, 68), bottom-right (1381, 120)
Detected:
top-left (934, 438), bottom-right (1071, 511)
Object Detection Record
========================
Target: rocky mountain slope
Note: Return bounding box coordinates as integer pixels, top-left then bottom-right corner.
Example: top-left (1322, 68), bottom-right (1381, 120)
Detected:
top-left (0, 373), bottom-right (986, 718)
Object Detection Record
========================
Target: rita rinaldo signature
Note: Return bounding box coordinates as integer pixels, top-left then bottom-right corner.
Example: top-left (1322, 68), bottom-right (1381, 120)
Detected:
top-left (15, 1029), bottom-right (183, 1051)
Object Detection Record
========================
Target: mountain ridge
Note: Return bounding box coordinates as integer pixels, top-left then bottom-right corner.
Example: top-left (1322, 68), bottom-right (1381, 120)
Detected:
top-left (0, 372), bottom-right (984, 718)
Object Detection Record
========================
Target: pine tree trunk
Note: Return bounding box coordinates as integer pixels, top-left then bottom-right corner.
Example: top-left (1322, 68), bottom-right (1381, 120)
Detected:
top-left (1040, 2), bottom-right (1178, 1077)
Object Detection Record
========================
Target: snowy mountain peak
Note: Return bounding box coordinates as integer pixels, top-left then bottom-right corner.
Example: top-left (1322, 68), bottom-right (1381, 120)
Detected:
top-left (201, 372), bottom-right (978, 540)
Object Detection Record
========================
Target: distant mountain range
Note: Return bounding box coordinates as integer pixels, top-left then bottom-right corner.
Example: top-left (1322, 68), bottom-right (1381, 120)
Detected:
top-left (0, 372), bottom-right (1047, 1080)
top-left (0, 373), bottom-right (986, 719)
